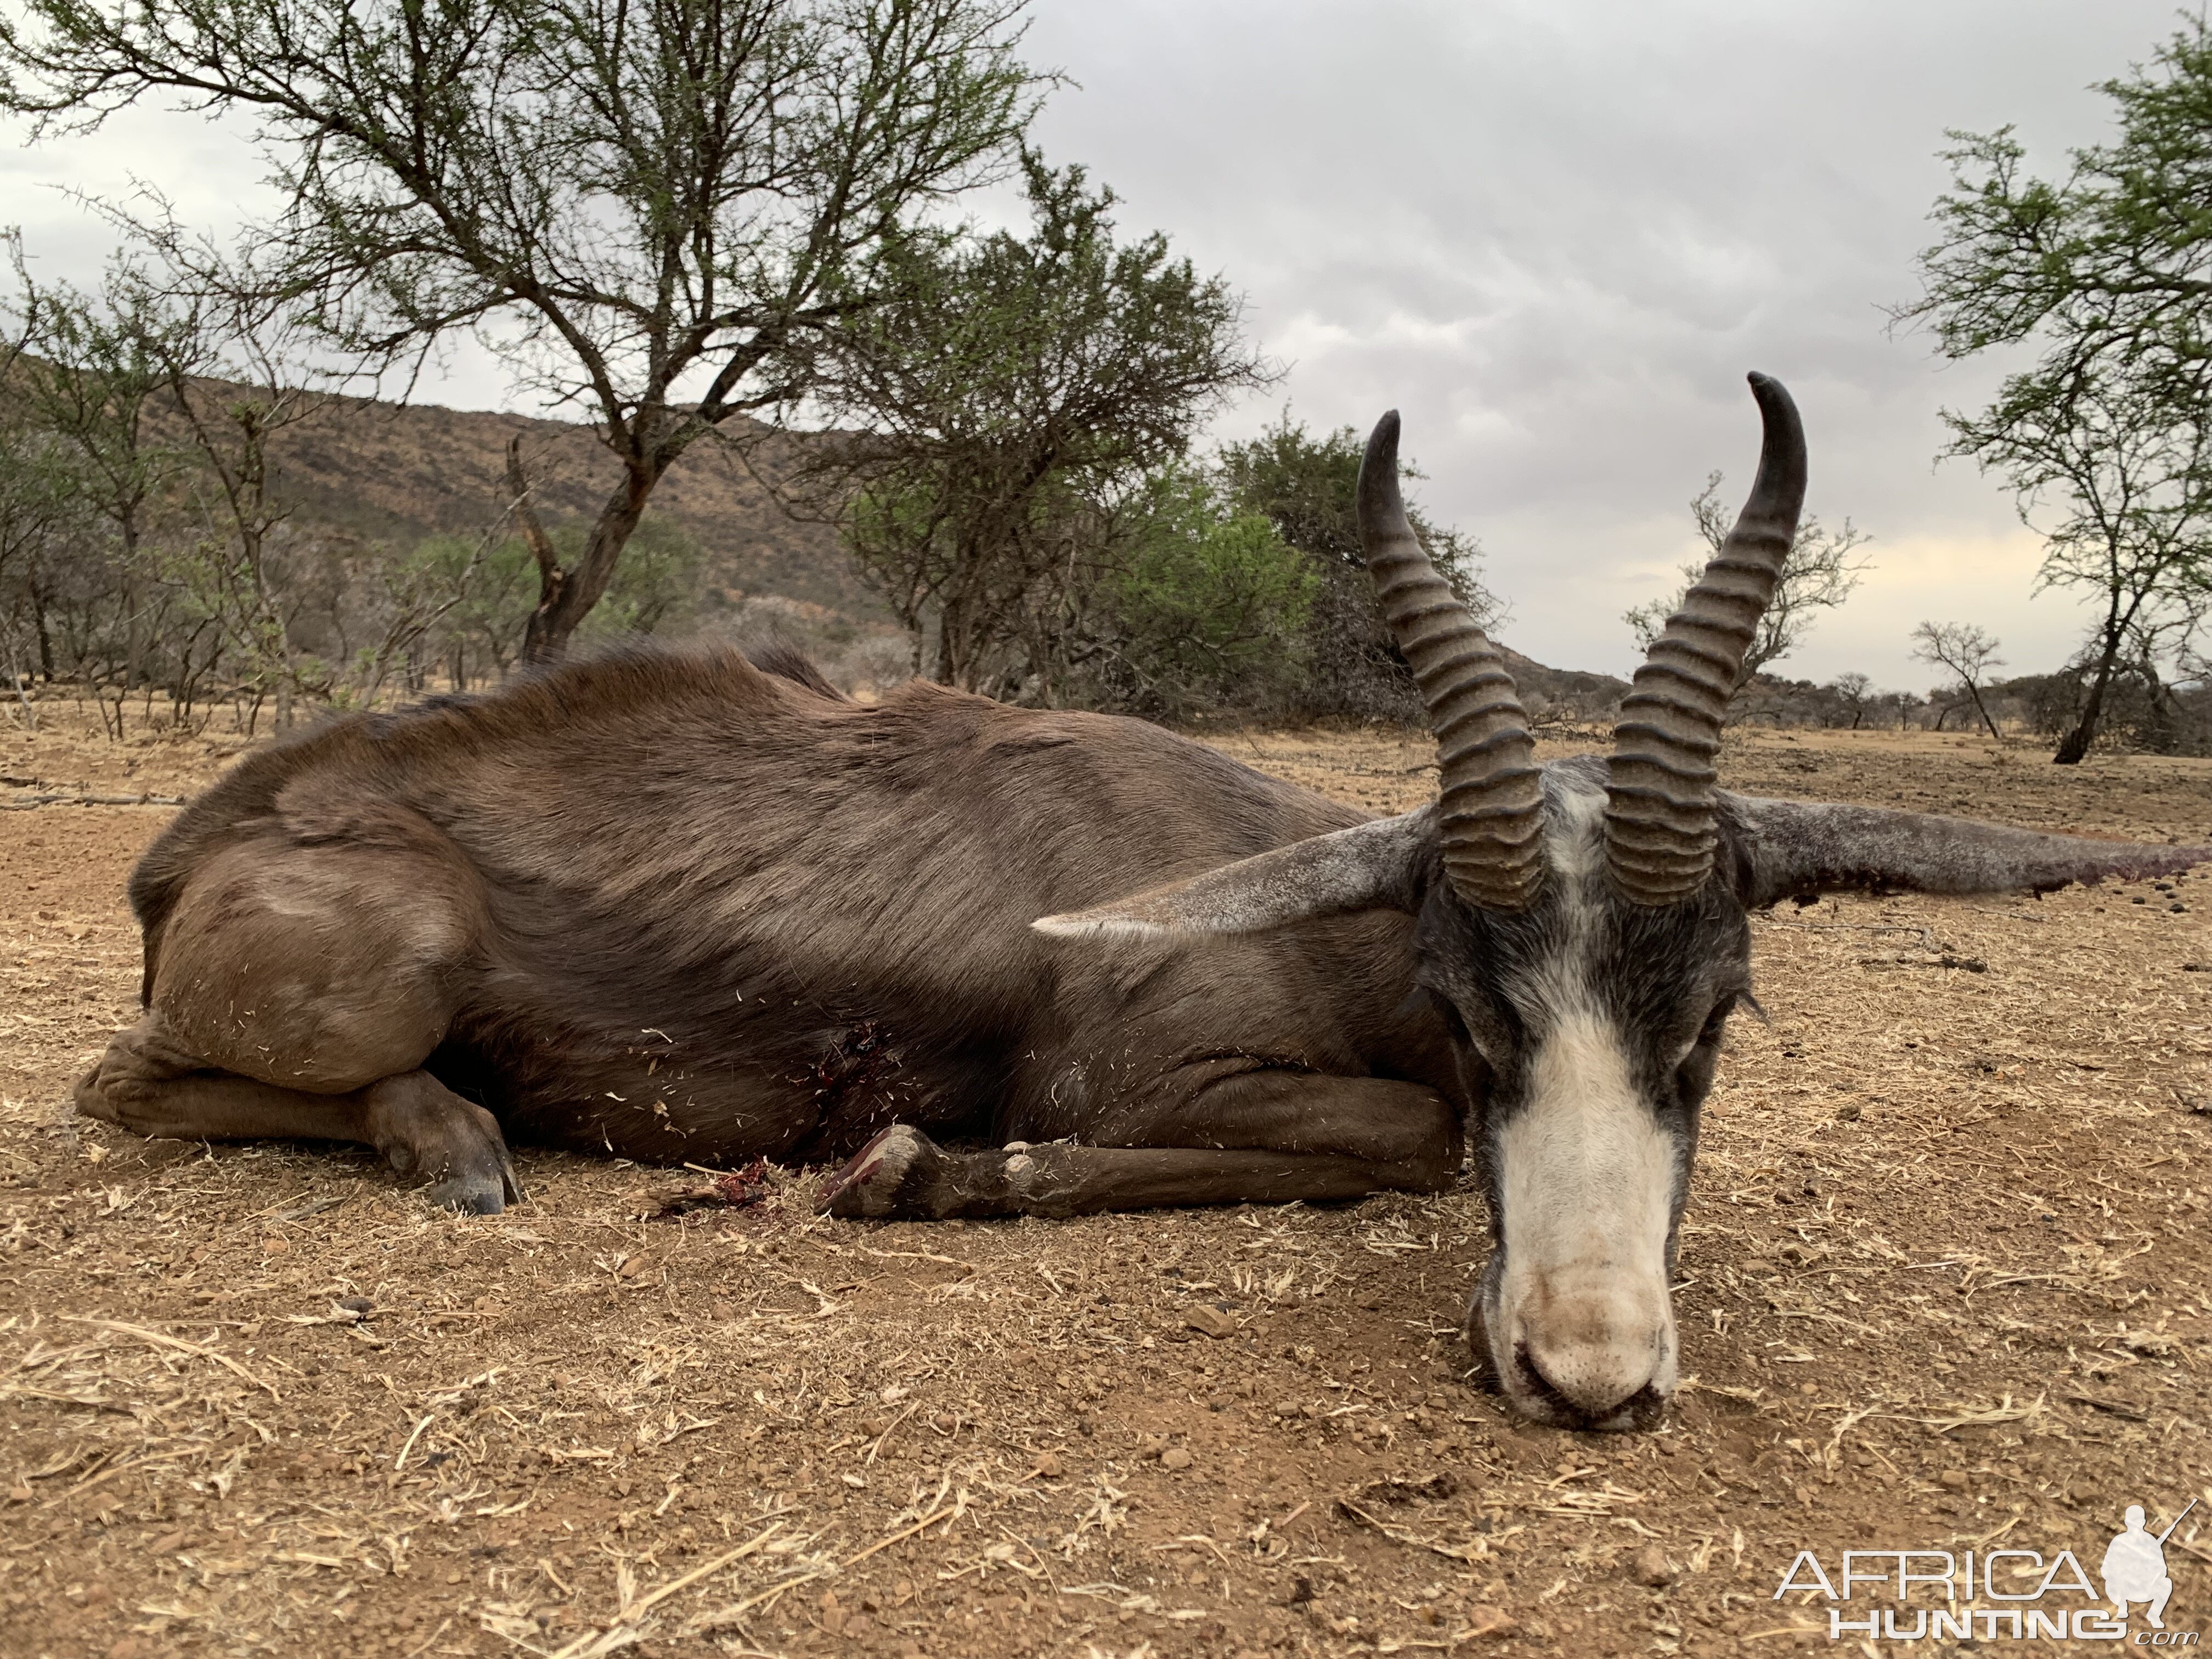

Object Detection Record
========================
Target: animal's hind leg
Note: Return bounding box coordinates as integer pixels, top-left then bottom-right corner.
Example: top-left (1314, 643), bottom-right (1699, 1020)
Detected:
top-left (83, 814), bottom-right (517, 1209)
top-left (77, 1015), bottom-right (520, 1214)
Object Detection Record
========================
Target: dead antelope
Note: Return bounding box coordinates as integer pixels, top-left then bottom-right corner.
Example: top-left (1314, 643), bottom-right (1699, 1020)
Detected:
top-left (76, 374), bottom-right (2206, 1430)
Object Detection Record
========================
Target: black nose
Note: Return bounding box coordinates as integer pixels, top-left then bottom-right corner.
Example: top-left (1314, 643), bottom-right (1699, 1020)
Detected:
top-left (1515, 1345), bottom-right (1667, 1432)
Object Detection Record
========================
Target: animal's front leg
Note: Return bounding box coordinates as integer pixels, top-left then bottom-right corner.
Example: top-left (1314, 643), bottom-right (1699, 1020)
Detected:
top-left (820, 1125), bottom-right (1415, 1219)
top-left (819, 1124), bottom-right (1017, 1220)
top-left (820, 1074), bottom-right (1460, 1220)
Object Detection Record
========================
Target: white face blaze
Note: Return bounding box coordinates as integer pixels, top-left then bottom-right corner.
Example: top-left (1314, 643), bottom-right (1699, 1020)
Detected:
top-left (1482, 786), bottom-right (1685, 1428)
top-left (1492, 1005), bottom-right (1681, 1425)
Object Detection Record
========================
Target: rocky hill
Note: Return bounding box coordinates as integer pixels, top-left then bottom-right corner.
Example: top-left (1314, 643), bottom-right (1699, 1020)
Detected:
top-left (14, 370), bottom-right (1633, 704)
top-left (257, 393), bottom-right (878, 619)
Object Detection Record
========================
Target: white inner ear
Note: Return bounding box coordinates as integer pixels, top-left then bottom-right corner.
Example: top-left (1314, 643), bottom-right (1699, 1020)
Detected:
top-left (1031, 809), bottom-right (1431, 940)
top-left (1029, 913), bottom-right (1164, 940)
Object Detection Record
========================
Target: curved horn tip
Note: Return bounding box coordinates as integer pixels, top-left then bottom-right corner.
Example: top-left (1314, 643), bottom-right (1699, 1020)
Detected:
top-left (1358, 410), bottom-right (1411, 529)
top-left (1743, 370), bottom-right (1803, 437)
top-left (1362, 409), bottom-right (1402, 470)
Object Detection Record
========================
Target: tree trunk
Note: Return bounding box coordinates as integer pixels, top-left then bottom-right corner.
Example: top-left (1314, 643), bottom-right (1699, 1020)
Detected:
top-left (519, 443), bottom-right (656, 665)
top-left (1963, 681), bottom-right (2001, 742)
top-left (2140, 658), bottom-right (2178, 754)
top-left (2053, 640), bottom-right (2123, 765)
top-left (934, 597), bottom-right (962, 686)
top-left (29, 571), bottom-right (54, 682)
top-left (122, 546), bottom-right (144, 692)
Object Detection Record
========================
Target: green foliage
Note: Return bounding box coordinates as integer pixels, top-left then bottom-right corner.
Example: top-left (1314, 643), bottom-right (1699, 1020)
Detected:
top-left (1903, 17), bottom-right (2212, 759)
top-left (568, 518), bottom-right (707, 641)
top-left (402, 533), bottom-right (537, 681)
top-left (1079, 467), bottom-right (1316, 716)
top-left (821, 151), bottom-right (1272, 696)
top-left (1216, 414), bottom-right (1493, 722)
top-left (1216, 417), bottom-right (1363, 573)
top-left (407, 515), bottom-right (707, 676)
top-left (1908, 18), bottom-right (2212, 390)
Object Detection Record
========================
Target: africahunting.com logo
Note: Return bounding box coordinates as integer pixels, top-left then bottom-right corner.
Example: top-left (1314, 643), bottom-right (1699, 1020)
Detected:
top-left (1774, 1498), bottom-right (2199, 1644)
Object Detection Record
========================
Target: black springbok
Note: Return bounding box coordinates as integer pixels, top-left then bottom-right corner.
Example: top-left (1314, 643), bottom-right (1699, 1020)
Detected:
top-left (76, 374), bottom-right (2205, 1429)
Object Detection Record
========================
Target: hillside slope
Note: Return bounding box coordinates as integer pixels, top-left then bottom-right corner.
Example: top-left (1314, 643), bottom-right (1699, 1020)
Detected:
top-left (235, 391), bottom-right (878, 619)
top-left (12, 371), bottom-right (1635, 701)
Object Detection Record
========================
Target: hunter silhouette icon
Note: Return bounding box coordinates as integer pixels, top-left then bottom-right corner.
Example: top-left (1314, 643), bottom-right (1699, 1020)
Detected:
top-left (2103, 1500), bottom-right (2195, 1629)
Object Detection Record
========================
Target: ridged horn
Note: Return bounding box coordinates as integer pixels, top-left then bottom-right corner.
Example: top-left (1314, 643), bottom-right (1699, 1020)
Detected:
top-left (1606, 372), bottom-right (1808, 905)
top-left (1358, 411), bottom-right (1543, 910)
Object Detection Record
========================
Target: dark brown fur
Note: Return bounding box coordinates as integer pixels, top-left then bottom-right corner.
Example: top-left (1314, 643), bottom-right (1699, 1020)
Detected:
top-left (81, 645), bottom-right (1466, 1214)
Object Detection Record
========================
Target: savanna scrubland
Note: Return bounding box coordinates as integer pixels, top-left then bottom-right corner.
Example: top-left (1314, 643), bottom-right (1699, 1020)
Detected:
top-left (4, 708), bottom-right (2207, 1659)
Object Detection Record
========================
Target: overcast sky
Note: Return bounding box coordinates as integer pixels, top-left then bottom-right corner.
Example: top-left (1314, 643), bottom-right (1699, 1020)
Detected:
top-left (2, 1), bottom-right (2190, 687)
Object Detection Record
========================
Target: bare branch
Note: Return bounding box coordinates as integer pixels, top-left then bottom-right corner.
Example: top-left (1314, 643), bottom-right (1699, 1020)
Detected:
top-left (1911, 620), bottom-right (2006, 741)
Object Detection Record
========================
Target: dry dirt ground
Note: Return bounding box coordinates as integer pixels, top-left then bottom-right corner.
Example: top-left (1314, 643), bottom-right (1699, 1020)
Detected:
top-left (3, 700), bottom-right (2210, 1659)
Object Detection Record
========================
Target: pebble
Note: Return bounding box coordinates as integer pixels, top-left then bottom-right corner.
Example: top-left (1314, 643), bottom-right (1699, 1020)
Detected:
top-left (1184, 1303), bottom-right (1238, 1339)
top-left (1160, 1446), bottom-right (1194, 1471)
top-left (1939, 1469), bottom-right (1971, 1491)
top-left (1630, 1544), bottom-right (1677, 1587)
top-left (1460, 1605), bottom-right (1516, 1639)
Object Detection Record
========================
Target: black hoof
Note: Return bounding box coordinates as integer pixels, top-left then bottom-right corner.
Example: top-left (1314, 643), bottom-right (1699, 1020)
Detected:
top-left (407, 1100), bottom-right (521, 1214)
top-left (424, 1171), bottom-right (509, 1214)
top-left (420, 1143), bottom-right (520, 1215)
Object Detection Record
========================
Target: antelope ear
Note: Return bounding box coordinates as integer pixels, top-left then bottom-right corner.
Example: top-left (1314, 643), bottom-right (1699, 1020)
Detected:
top-left (1723, 793), bottom-right (2212, 908)
top-left (1034, 809), bottom-right (1435, 939)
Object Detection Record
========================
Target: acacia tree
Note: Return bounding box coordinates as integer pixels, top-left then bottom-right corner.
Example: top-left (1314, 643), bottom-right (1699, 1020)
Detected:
top-left (1899, 16), bottom-right (2212, 760)
top-left (1911, 620), bottom-right (2005, 741)
top-left (1903, 19), bottom-right (2212, 424)
top-left (0, 0), bottom-right (1045, 662)
top-left (1826, 670), bottom-right (1873, 729)
top-left (1941, 364), bottom-right (2210, 760)
top-left (1217, 415), bottom-right (1494, 723)
top-left (1627, 470), bottom-right (1871, 698)
top-left (9, 246), bottom-right (199, 718)
top-left (814, 155), bottom-right (1271, 693)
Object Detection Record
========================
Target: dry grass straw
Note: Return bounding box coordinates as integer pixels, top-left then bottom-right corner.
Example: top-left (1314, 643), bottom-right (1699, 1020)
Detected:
top-left (2, 712), bottom-right (2209, 1656)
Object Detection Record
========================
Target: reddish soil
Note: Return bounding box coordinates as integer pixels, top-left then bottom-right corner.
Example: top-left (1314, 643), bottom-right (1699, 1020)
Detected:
top-left (3, 707), bottom-right (2209, 1658)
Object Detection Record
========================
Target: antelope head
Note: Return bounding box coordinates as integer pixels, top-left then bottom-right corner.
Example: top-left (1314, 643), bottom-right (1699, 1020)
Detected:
top-left (1040, 375), bottom-right (2208, 1429)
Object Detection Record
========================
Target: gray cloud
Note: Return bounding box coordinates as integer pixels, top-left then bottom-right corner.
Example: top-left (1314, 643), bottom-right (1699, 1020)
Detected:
top-left (4, 0), bottom-right (2184, 686)
top-left (1021, 0), bottom-right (2184, 686)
